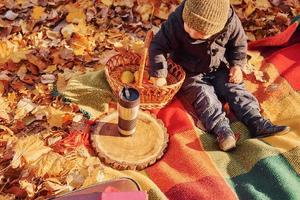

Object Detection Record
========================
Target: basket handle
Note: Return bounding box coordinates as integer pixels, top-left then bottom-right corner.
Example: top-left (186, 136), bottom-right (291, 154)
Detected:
top-left (137, 30), bottom-right (154, 88)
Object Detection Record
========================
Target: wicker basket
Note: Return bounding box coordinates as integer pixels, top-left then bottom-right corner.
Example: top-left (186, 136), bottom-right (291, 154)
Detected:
top-left (105, 53), bottom-right (185, 109)
top-left (105, 32), bottom-right (186, 110)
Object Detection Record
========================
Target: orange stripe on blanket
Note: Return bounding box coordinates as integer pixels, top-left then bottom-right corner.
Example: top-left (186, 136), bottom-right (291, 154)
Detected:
top-left (147, 99), bottom-right (238, 199)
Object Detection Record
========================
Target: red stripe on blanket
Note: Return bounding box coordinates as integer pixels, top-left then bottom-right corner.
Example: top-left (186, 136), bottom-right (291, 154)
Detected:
top-left (151, 99), bottom-right (194, 135)
top-left (165, 177), bottom-right (238, 200)
top-left (147, 99), bottom-right (238, 200)
top-left (266, 43), bottom-right (300, 91)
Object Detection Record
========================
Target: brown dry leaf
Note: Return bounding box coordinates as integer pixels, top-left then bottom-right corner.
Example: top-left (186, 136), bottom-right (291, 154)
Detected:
top-left (26, 54), bottom-right (47, 71)
top-left (0, 81), bottom-right (6, 96)
top-left (11, 135), bottom-right (52, 168)
top-left (5, 186), bottom-right (27, 198)
top-left (32, 6), bottom-right (46, 20)
top-left (51, 50), bottom-right (67, 65)
top-left (56, 74), bottom-right (68, 94)
top-left (19, 179), bottom-right (36, 198)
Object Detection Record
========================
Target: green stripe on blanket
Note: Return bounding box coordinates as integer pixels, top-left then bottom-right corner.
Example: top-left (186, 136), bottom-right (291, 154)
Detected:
top-left (228, 153), bottom-right (300, 200)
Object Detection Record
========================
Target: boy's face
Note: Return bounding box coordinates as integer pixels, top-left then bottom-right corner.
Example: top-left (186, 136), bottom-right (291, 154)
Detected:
top-left (183, 23), bottom-right (213, 40)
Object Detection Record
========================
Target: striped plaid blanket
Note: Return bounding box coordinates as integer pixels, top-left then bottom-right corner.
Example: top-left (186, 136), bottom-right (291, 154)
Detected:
top-left (64, 24), bottom-right (300, 200)
top-left (104, 26), bottom-right (300, 200)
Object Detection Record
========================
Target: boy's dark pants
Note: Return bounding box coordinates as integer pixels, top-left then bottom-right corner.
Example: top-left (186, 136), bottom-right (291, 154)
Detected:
top-left (181, 65), bottom-right (261, 134)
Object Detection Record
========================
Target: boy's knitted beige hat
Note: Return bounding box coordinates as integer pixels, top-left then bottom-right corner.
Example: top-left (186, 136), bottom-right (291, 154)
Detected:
top-left (182, 0), bottom-right (230, 36)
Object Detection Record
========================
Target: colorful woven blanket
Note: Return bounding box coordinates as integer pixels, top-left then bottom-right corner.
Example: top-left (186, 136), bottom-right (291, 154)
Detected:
top-left (60, 24), bottom-right (300, 200)
top-left (108, 25), bottom-right (300, 200)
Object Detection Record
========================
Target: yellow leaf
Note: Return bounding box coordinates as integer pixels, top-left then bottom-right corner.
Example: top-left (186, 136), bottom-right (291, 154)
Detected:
top-left (245, 2), bottom-right (256, 17)
top-left (61, 24), bottom-right (76, 38)
top-left (0, 97), bottom-right (10, 121)
top-left (29, 152), bottom-right (66, 177)
top-left (70, 33), bottom-right (93, 56)
top-left (32, 6), bottom-right (45, 20)
top-left (0, 125), bottom-right (17, 146)
top-left (154, 3), bottom-right (171, 20)
top-left (66, 4), bottom-right (86, 24)
top-left (81, 167), bottom-right (104, 188)
top-left (256, 0), bottom-right (272, 10)
top-left (0, 194), bottom-right (15, 200)
top-left (33, 106), bottom-right (70, 128)
top-left (247, 50), bottom-right (264, 68)
top-left (7, 92), bottom-right (17, 106)
top-left (0, 40), bottom-right (29, 64)
top-left (19, 180), bottom-right (36, 198)
top-left (135, 4), bottom-right (153, 22)
top-left (66, 172), bottom-right (85, 188)
top-left (44, 178), bottom-right (73, 194)
top-left (12, 135), bottom-right (52, 168)
top-left (47, 107), bottom-right (68, 128)
top-left (43, 65), bottom-right (57, 73)
top-left (101, 0), bottom-right (113, 7)
top-left (14, 98), bottom-right (37, 120)
top-left (113, 0), bottom-right (134, 8)
top-left (230, 0), bottom-right (243, 5)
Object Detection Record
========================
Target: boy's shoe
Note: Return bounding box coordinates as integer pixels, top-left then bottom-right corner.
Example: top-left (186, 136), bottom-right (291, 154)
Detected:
top-left (251, 119), bottom-right (290, 138)
top-left (216, 128), bottom-right (236, 151)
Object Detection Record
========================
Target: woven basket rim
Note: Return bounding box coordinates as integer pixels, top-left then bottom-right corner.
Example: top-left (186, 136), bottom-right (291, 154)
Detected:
top-left (105, 52), bottom-right (186, 89)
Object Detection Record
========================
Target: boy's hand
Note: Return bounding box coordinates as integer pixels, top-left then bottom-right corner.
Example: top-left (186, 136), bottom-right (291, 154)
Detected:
top-left (229, 66), bottom-right (243, 84)
top-left (149, 77), bottom-right (167, 87)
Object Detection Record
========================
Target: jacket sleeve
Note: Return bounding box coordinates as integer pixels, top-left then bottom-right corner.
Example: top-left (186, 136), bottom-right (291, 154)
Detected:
top-left (149, 12), bottom-right (180, 78)
top-left (226, 12), bottom-right (248, 68)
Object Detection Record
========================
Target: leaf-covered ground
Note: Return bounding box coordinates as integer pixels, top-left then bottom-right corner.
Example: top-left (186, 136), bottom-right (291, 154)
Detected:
top-left (0, 0), bottom-right (299, 199)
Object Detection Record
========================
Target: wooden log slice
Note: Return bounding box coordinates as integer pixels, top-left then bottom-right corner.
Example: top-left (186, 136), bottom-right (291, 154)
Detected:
top-left (91, 111), bottom-right (168, 170)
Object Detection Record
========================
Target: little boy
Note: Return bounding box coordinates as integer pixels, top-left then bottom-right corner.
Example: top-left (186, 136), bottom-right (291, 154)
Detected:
top-left (149, 0), bottom-right (290, 151)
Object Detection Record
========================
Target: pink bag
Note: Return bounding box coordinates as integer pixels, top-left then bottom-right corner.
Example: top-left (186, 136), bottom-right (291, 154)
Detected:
top-left (51, 178), bottom-right (147, 200)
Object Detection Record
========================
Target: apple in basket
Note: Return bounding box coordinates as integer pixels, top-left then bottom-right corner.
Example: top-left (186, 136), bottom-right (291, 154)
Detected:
top-left (120, 70), bottom-right (134, 84)
top-left (134, 71), bottom-right (150, 84)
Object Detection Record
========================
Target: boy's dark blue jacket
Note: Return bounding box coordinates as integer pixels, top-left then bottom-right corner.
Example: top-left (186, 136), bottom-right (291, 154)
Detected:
top-left (149, 1), bottom-right (248, 78)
